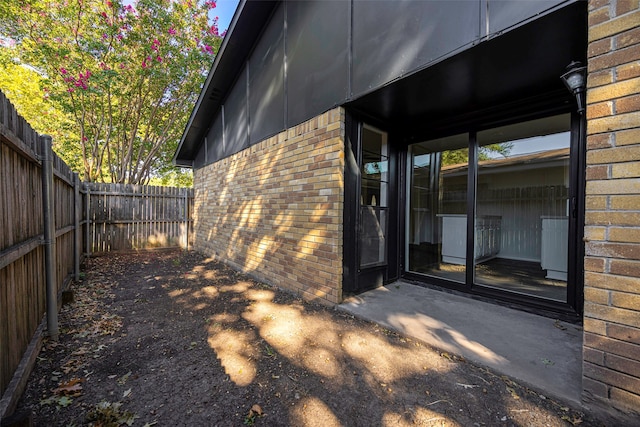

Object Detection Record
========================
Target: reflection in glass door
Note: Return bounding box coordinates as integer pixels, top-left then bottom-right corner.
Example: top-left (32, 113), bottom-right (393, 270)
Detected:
top-left (405, 114), bottom-right (573, 304)
top-left (406, 133), bottom-right (468, 283)
top-left (359, 126), bottom-right (388, 268)
top-left (475, 115), bottom-right (571, 302)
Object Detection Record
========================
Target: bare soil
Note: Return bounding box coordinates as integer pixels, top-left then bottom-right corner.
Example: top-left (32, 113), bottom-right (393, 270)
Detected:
top-left (15, 250), bottom-right (604, 426)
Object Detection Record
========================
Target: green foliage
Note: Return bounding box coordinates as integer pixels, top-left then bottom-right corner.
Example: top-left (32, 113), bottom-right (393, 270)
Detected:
top-left (441, 148), bottom-right (468, 167)
top-left (1, 0), bottom-right (221, 185)
top-left (0, 47), bottom-right (81, 169)
top-left (440, 143), bottom-right (514, 166)
top-left (147, 167), bottom-right (193, 187)
top-left (480, 143), bottom-right (513, 160)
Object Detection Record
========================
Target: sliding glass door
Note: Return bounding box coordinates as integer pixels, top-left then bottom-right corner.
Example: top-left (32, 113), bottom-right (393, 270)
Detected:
top-left (405, 113), bottom-right (574, 305)
top-left (475, 115), bottom-right (571, 301)
top-left (406, 133), bottom-right (468, 283)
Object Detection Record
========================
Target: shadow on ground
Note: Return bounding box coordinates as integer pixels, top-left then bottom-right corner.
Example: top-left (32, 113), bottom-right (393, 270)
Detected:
top-left (15, 250), bottom-right (601, 426)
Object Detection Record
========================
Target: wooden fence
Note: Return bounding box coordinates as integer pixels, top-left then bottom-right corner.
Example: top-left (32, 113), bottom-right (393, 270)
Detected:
top-left (0, 91), bottom-right (81, 418)
top-left (85, 183), bottom-right (193, 254)
top-left (0, 92), bottom-right (193, 419)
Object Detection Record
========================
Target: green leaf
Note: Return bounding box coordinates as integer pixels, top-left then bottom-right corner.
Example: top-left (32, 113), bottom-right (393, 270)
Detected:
top-left (57, 396), bottom-right (73, 407)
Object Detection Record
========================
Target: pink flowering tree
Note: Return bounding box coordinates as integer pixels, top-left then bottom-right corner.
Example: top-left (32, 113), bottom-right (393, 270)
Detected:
top-left (2, 0), bottom-right (222, 184)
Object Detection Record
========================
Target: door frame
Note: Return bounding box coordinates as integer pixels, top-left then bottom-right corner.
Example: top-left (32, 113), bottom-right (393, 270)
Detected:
top-left (342, 112), bottom-right (400, 295)
top-left (344, 98), bottom-right (585, 320)
top-left (399, 108), bottom-right (585, 319)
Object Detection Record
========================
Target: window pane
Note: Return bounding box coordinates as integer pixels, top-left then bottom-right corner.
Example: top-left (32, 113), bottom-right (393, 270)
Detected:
top-left (359, 126), bottom-right (388, 268)
top-left (474, 114), bottom-right (571, 302)
top-left (406, 133), bottom-right (468, 283)
top-left (360, 207), bottom-right (387, 267)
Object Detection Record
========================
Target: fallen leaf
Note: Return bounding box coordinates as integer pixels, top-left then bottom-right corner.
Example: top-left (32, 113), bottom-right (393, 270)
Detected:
top-left (506, 386), bottom-right (520, 400)
top-left (41, 395), bottom-right (74, 407)
top-left (53, 378), bottom-right (84, 396)
top-left (57, 396), bottom-right (73, 407)
top-left (117, 371), bottom-right (132, 385)
top-left (553, 319), bottom-right (567, 330)
top-left (123, 388), bottom-right (132, 398)
top-left (541, 358), bottom-right (555, 366)
top-left (245, 404), bottom-right (264, 424)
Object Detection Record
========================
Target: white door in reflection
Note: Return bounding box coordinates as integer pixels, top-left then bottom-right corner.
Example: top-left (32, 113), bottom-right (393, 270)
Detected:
top-left (406, 133), bottom-right (469, 283)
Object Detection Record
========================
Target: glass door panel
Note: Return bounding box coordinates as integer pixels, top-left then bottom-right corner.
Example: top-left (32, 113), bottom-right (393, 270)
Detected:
top-left (406, 133), bottom-right (468, 283)
top-left (359, 126), bottom-right (388, 268)
top-left (474, 114), bottom-right (571, 301)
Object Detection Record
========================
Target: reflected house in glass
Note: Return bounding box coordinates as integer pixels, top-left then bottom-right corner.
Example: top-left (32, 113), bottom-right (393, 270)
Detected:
top-left (174, 0), bottom-right (640, 421)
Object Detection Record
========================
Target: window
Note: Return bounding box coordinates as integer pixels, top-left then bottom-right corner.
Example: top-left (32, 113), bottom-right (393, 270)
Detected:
top-left (475, 115), bottom-right (571, 301)
top-left (359, 126), bottom-right (388, 268)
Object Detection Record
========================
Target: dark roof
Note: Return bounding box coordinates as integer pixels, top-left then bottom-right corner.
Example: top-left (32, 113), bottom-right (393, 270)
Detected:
top-left (443, 148), bottom-right (570, 176)
top-left (173, 0), bottom-right (278, 166)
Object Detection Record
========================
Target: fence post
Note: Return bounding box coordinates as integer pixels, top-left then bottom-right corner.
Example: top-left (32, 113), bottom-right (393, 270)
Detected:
top-left (184, 188), bottom-right (189, 250)
top-left (85, 184), bottom-right (91, 257)
top-left (40, 135), bottom-right (58, 341)
top-left (73, 173), bottom-right (81, 280)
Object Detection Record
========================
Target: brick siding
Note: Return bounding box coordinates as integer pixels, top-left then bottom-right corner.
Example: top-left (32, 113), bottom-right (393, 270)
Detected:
top-left (192, 108), bottom-right (345, 305)
top-left (584, 0), bottom-right (640, 419)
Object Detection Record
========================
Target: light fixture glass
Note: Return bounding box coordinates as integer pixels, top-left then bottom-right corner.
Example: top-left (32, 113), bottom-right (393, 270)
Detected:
top-left (561, 61), bottom-right (587, 113)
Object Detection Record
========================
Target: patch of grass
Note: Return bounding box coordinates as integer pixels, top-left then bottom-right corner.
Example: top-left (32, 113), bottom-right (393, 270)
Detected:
top-left (263, 345), bottom-right (276, 358)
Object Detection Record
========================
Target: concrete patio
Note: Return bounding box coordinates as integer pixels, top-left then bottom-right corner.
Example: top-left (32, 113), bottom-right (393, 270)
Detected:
top-left (339, 281), bottom-right (583, 406)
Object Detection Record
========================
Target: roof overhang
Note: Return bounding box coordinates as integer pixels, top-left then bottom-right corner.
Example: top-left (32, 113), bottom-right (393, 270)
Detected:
top-left (174, 0), bottom-right (586, 166)
top-left (173, 0), bottom-right (278, 167)
top-left (346, 0), bottom-right (587, 139)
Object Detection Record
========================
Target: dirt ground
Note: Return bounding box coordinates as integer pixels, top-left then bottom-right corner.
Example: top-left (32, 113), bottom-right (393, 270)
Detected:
top-left (14, 250), bottom-right (605, 426)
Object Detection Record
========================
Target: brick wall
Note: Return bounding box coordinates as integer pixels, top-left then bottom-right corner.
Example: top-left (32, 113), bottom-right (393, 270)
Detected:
top-left (192, 108), bottom-right (345, 305)
top-left (584, 0), bottom-right (640, 420)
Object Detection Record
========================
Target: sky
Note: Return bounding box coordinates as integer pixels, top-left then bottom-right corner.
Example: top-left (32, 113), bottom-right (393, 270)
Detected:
top-left (120, 0), bottom-right (239, 34)
top-left (213, 0), bottom-right (240, 33)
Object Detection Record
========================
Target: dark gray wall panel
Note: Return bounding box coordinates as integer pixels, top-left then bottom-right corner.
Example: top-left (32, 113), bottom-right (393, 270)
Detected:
top-left (286, 0), bottom-right (349, 127)
top-left (488, 0), bottom-right (566, 35)
top-left (249, 4), bottom-right (285, 145)
top-left (223, 67), bottom-right (249, 158)
top-left (206, 112), bottom-right (224, 165)
top-left (194, 141), bottom-right (206, 169)
top-left (189, 0), bottom-right (574, 166)
top-left (352, 0), bottom-right (480, 97)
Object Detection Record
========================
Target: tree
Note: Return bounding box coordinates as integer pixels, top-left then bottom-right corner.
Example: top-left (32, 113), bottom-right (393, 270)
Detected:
top-left (0, 47), bottom-right (80, 169)
top-left (441, 143), bottom-right (513, 167)
top-left (1, 0), bottom-right (222, 185)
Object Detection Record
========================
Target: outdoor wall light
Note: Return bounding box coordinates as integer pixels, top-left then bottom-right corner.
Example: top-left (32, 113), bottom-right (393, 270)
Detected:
top-left (560, 61), bottom-right (587, 114)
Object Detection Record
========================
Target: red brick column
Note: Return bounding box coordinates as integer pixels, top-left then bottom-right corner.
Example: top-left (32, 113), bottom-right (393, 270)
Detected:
top-left (583, 0), bottom-right (640, 420)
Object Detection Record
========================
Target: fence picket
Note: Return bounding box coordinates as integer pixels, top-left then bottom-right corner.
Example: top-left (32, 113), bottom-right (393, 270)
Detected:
top-left (1, 91), bottom-right (193, 416)
top-left (83, 183), bottom-right (193, 253)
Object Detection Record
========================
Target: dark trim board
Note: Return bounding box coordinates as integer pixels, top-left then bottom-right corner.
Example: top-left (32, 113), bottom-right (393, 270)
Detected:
top-left (343, 91), bottom-right (584, 318)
